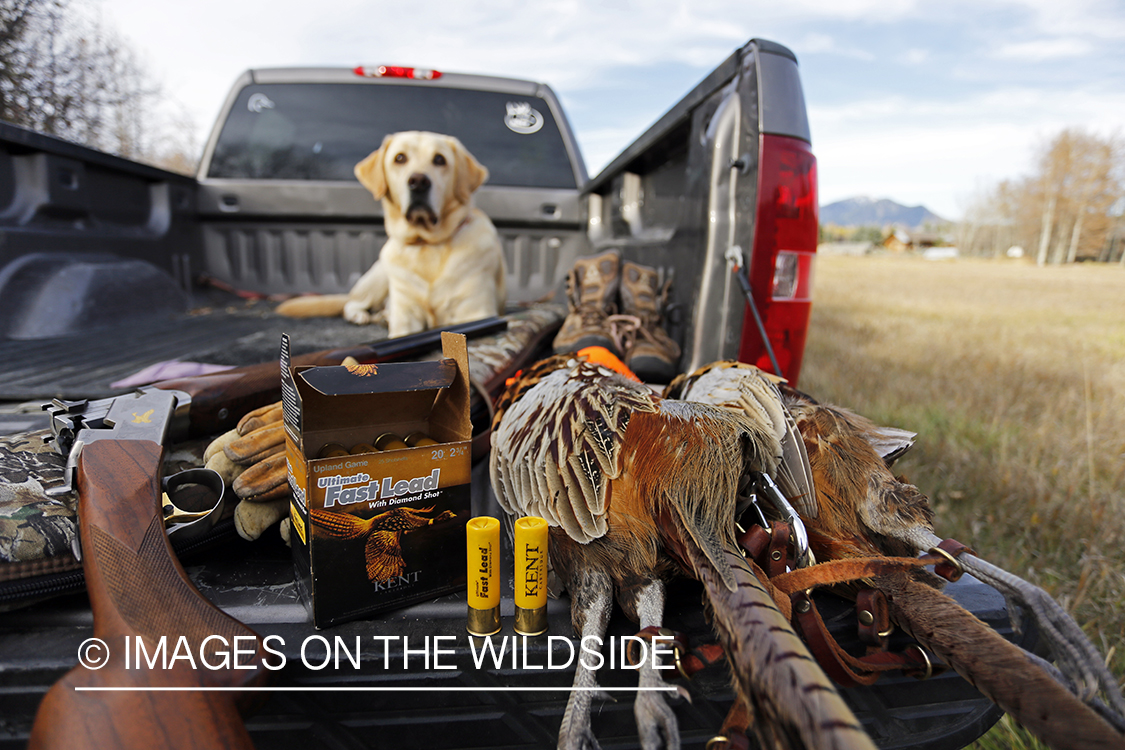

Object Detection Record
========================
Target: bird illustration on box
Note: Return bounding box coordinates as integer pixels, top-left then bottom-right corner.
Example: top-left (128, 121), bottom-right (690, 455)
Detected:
top-left (489, 352), bottom-right (876, 750)
top-left (310, 506), bottom-right (457, 582)
top-left (667, 360), bottom-right (1125, 750)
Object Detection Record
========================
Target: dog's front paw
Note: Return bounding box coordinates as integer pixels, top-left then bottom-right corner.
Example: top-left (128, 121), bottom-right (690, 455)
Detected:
top-left (343, 301), bottom-right (372, 325)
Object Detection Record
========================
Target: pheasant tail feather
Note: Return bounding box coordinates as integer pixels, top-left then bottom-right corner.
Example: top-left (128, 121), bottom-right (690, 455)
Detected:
top-left (877, 571), bottom-right (1124, 750)
top-left (310, 509), bottom-right (371, 540)
top-left (685, 542), bottom-right (877, 750)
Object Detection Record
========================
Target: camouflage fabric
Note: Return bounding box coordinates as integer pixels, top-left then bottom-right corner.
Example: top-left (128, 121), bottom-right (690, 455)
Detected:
top-left (465, 305), bottom-right (565, 386)
top-left (0, 430), bottom-right (77, 568)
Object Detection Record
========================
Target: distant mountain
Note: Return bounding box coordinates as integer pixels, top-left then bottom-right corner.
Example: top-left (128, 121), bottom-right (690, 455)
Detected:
top-left (820, 197), bottom-right (947, 228)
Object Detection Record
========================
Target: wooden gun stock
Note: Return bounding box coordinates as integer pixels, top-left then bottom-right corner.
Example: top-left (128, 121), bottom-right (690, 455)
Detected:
top-left (29, 439), bottom-right (267, 749)
top-left (155, 315), bottom-right (509, 436)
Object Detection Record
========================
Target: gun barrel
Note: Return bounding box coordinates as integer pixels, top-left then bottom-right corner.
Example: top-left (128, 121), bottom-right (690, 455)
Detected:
top-left (155, 316), bottom-right (509, 435)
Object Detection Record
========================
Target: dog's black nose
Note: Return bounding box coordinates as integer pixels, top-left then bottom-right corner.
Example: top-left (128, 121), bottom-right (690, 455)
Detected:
top-left (408, 173), bottom-right (431, 193)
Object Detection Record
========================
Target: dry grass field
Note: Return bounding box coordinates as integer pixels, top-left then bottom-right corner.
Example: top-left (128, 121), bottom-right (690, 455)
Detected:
top-left (799, 254), bottom-right (1125, 748)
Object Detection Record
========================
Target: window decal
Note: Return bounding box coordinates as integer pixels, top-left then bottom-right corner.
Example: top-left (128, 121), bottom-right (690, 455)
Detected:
top-left (504, 102), bottom-right (543, 134)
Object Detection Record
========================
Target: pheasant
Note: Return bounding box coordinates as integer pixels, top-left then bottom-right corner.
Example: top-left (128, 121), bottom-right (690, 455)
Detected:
top-left (668, 360), bottom-right (1125, 749)
top-left (310, 506), bottom-right (456, 582)
top-left (489, 352), bottom-right (876, 750)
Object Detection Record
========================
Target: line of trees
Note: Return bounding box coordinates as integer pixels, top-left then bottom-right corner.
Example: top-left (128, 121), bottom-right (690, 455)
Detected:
top-left (958, 129), bottom-right (1125, 265)
top-left (0, 0), bottom-right (196, 173)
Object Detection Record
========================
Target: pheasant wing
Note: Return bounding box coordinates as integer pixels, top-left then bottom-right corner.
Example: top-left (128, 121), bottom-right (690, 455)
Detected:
top-left (667, 361), bottom-right (817, 518)
top-left (490, 357), bottom-right (658, 543)
top-left (364, 529), bottom-right (406, 581)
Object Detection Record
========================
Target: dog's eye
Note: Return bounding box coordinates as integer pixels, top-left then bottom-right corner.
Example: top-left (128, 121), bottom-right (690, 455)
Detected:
top-left (394, 153), bottom-right (407, 164)
top-left (433, 154), bottom-right (447, 166)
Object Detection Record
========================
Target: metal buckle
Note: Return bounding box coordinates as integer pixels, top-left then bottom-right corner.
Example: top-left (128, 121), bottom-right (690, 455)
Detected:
top-left (756, 473), bottom-right (814, 568)
top-left (928, 545), bottom-right (965, 580)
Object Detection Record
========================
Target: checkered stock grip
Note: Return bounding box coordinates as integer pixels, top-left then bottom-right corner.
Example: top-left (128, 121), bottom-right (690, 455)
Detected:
top-left (29, 439), bottom-right (264, 750)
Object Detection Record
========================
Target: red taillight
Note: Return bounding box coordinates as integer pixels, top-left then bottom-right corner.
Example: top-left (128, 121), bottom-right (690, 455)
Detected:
top-left (353, 65), bottom-right (442, 80)
top-left (737, 134), bottom-right (818, 384)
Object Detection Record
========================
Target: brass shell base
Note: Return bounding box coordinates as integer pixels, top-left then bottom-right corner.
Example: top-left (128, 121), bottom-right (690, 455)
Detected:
top-left (467, 606), bottom-right (501, 637)
top-left (514, 605), bottom-right (547, 636)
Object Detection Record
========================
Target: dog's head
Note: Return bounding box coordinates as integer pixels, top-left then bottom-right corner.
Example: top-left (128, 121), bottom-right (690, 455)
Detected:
top-left (355, 131), bottom-right (488, 240)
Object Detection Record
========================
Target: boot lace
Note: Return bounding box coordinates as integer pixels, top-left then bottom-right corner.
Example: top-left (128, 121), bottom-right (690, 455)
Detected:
top-left (607, 313), bottom-right (660, 355)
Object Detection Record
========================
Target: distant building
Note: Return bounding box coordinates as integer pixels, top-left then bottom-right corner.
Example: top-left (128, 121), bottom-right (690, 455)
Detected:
top-left (882, 230), bottom-right (946, 253)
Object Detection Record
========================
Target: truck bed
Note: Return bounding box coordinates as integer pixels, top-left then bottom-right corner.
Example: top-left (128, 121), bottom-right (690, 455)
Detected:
top-left (0, 463), bottom-right (1022, 750)
top-left (0, 297), bottom-right (1029, 750)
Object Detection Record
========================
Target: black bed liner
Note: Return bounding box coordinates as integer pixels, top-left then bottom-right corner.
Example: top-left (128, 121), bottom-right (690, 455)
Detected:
top-left (0, 294), bottom-right (391, 403)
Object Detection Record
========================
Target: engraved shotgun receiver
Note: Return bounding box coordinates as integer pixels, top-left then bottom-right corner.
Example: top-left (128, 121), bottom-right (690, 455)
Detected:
top-left (30, 388), bottom-right (267, 749)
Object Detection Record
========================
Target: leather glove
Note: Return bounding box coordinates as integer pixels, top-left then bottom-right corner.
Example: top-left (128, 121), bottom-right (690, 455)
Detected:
top-left (204, 401), bottom-right (289, 503)
top-left (203, 400), bottom-right (291, 541)
top-left (234, 496), bottom-right (290, 542)
top-left (208, 356), bottom-right (361, 542)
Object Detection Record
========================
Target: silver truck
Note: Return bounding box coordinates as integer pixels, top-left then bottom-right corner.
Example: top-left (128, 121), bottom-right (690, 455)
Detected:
top-left (0, 39), bottom-right (1025, 749)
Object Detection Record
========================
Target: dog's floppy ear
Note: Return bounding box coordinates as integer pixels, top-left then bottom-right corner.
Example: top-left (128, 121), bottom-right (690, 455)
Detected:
top-left (355, 135), bottom-right (393, 200)
top-left (451, 139), bottom-right (488, 205)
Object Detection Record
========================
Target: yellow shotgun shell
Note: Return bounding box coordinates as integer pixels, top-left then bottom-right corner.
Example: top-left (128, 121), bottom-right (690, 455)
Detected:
top-left (318, 443), bottom-right (349, 458)
top-left (374, 433), bottom-right (408, 451)
top-left (514, 516), bottom-right (548, 636)
top-left (405, 431), bottom-right (439, 447)
top-left (466, 516), bottom-right (501, 636)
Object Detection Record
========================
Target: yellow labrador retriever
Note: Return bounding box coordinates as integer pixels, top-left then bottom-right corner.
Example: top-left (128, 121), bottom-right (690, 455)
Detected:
top-left (276, 131), bottom-right (506, 337)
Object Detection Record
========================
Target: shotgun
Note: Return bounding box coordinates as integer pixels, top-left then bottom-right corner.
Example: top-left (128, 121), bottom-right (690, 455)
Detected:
top-left (30, 387), bottom-right (267, 749)
top-left (27, 316), bottom-right (542, 746)
top-left (153, 316), bottom-right (509, 436)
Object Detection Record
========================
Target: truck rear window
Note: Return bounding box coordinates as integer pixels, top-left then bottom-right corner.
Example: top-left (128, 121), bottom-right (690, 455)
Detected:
top-left (206, 83), bottom-right (577, 189)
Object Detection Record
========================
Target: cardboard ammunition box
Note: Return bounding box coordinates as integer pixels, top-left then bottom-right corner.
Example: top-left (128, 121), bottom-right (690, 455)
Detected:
top-left (281, 331), bottom-right (471, 628)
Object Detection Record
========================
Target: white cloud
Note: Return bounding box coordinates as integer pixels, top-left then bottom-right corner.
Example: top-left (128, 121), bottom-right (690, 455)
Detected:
top-left (993, 38), bottom-right (1094, 61)
top-left (1006, 0), bottom-right (1125, 41)
top-left (791, 33), bottom-right (877, 60)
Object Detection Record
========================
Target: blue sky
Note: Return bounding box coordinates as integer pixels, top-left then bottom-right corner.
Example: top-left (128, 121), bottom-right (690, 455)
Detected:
top-left (97, 0), bottom-right (1125, 221)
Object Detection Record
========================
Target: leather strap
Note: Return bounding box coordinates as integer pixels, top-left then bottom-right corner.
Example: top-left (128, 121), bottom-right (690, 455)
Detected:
top-left (736, 522), bottom-right (791, 578)
top-left (931, 538), bottom-right (975, 582)
top-left (631, 625), bottom-right (727, 680)
top-left (736, 525), bottom-right (771, 560)
top-left (765, 522), bottom-right (791, 578)
top-left (770, 555), bottom-right (935, 595)
top-left (734, 523), bottom-right (958, 690)
top-left (855, 588), bottom-right (891, 647)
top-left (792, 590), bottom-right (934, 687)
top-left (762, 552), bottom-right (946, 687)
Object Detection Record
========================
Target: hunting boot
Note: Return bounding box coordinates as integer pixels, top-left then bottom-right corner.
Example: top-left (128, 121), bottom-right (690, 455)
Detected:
top-left (552, 250), bottom-right (621, 354)
top-left (615, 260), bottom-right (681, 382)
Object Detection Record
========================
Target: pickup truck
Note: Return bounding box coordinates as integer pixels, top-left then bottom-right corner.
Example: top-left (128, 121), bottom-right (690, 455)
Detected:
top-left (0, 38), bottom-right (1028, 749)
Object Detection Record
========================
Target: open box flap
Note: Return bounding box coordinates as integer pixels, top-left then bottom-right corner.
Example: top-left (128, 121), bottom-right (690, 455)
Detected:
top-left (299, 358), bottom-right (457, 396)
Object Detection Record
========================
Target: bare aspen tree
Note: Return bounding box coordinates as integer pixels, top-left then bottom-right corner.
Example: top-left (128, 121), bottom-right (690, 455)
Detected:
top-left (967, 129), bottom-right (1122, 265)
top-left (0, 0), bottom-right (196, 173)
top-left (0, 0), bottom-right (40, 124)
top-left (1037, 193), bottom-right (1055, 266)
